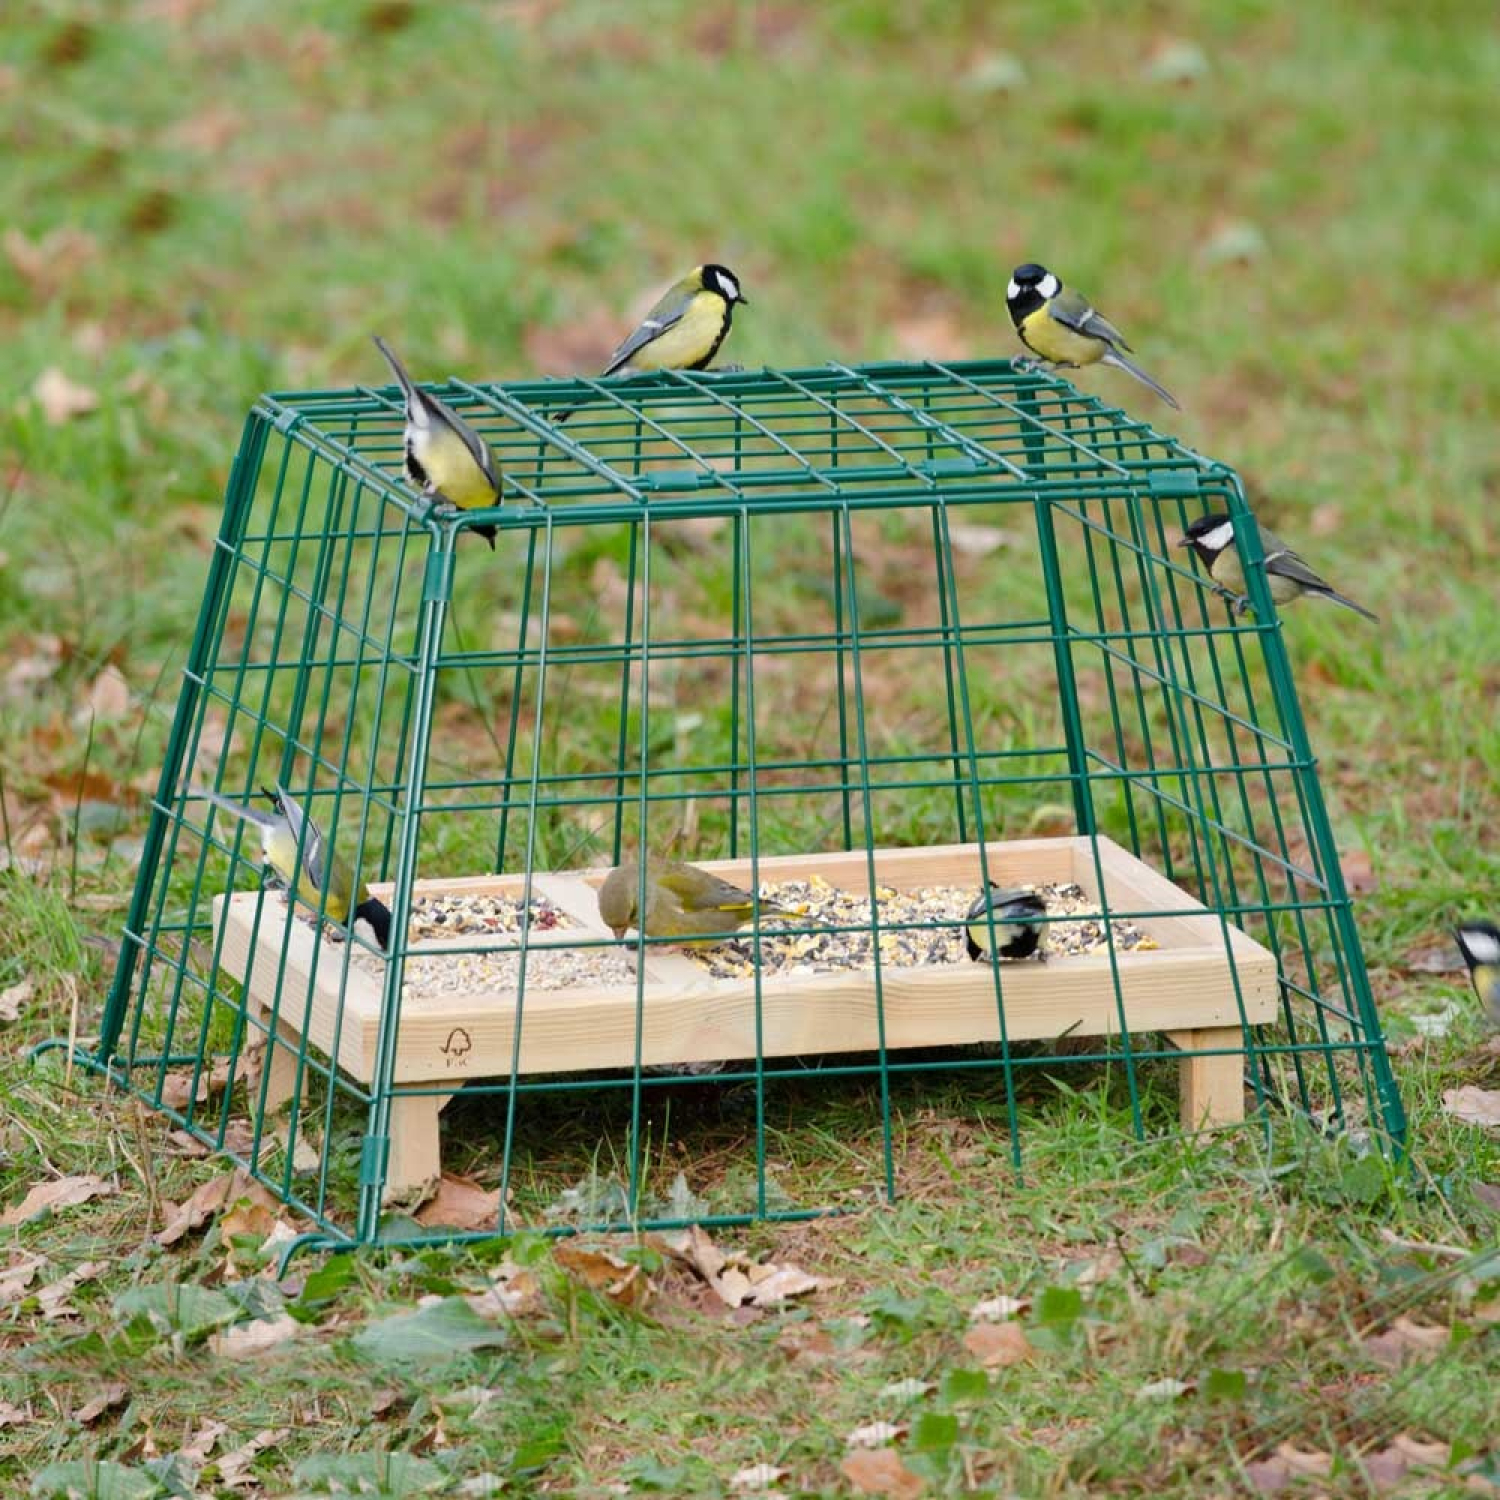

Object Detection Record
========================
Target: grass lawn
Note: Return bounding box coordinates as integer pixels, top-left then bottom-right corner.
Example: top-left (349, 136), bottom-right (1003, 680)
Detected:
top-left (3, 2), bottom-right (1500, 1494)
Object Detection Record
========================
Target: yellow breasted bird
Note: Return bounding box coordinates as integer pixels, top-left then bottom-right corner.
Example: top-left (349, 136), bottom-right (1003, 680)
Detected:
top-left (1178, 512), bottom-right (1378, 621)
top-left (598, 857), bottom-right (789, 946)
top-left (1005, 262), bottom-right (1180, 410)
top-left (1454, 922), bottom-right (1500, 1027)
top-left (197, 784), bottom-right (392, 952)
top-left (965, 886), bottom-right (1048, 962)
top-left (373, 335), bottom-right (500, 548)
top-left (554, 264), bottom-right (746, 422)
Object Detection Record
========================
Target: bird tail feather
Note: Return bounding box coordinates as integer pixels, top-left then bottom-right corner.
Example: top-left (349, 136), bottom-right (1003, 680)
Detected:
top-left (1100, 350), bottom-right (1181, 410)
top-left (1318, 588), bottom-right (1379, 623)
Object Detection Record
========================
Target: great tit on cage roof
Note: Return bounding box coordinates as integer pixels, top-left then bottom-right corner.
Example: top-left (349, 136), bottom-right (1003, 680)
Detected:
top-left (597, 856), bottom-right (791, 946)
top-left (965, 885), bottom-right (1048, 962)
top-left (194, 784), bottom-right (392, 953)
top-left (1005, 262), bottom-right (1180, 411)
top-left (553, 264), bottom-right (747, 423)
top-left (372, 335), bottom-right (500, 548)
top-left (1454, 921), bottom-right (1500, 1027)
top-left (1177, 512), bottom-right (1378, 621)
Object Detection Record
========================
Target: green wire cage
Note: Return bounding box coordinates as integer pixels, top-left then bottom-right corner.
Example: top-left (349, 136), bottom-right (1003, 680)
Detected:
top-left (84, 357), bottom-right (1405, 1252)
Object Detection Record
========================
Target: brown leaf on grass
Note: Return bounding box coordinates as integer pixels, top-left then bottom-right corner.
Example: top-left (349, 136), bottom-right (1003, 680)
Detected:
top-left (31, 367), bottom-right (99, 424)
top-left (165, 103), bottom-right (243, 153)
top-left (1442, 1086), bottom-right (1500, 1128)
top-left (662, 1225), bottom-right (833, 1309)
top-left (2, 227), bottom-right (97, 293)
top-left (840, 1446), bottom-right (926, 1498)
top-left (42, 767), bottom-right (128, 808)
top-left (0, 977), bottom-right (33, 1021)
top-left (216, 1427), bottom-right (290, 1490)
top-left (155, 1173), bottom-right (236, 1246)
top-left (962, 1320), bottom-right (1032, 1368)
top-left (553, 1243), bottom-right (651, 1310)
top-left (0, 1400), bottom-right (32, 1428)
top-left (847, 1421), bottom-right (907, 1448)
top-left (1404, 942), bottom-right (1466, 975)
top-left (208, 1313), bottom-right (301, 1358)
top-left (1, 1174), bottom-right (115, 1226)
top-left (220, 1193), bottom-right (278, 1249)
top-left (3, 632), bottom-right (65, 699)
top-left (159, 1057), bottom-right (235, 1110)
top-left (466, 1268), bottom-right (542, 1320)
top-left (0, 1253), bottom-right (46, 1303)
top-left (1474, 1182), bottom-right (1500, 1214)
top-left (182, 1419), bottom-right (229, 1463)
top-left (35, 1259), bottom-right (107, 1319)
top-left (1362, 1315), bottom-right (1450, 1368)
top-left (73, 1382), bottom-right (128, 1424)
top-left (774, 1323), bottom-right (838, 1365)
top-left (730, 1463), bottom-right (789, 1491)
top-left (414, 1173), bottom-right (502, 1231)
top-left (1339, 849), bottom-right (1377, 895)
top-left (969, 1294), bottom-right (1028, 1321)
top-left (83, 664), bottom-right (131, 719)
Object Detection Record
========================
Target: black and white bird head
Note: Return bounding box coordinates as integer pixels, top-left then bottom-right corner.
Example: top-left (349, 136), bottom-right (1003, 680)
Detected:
top-left (1455, 921), bottom-right (1500, 973)
top-left (702, 263), bottom-right (747, 306)
top-left (1006, 262), bottom-right (1062, 321)
top-left (1177, 512), bottom-right (1238, 566)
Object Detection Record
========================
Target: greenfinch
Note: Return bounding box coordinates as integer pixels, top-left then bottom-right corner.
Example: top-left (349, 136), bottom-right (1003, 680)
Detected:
top-left (598, 857), bottom-right (790, 946)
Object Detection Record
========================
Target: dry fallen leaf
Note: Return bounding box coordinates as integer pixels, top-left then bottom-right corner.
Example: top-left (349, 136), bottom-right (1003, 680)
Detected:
top-left (662, 1225), bottom-right (832, 1309)
top-left (1339, 849), bottom-right (1377, 895)
top-left (553, 1243), bottom-right (651, 1310)
top-left (0, 1253), bottom-right (46, 1302)
top-left (969, 1294), bottom-right (1028, 1321)
top-left (879, 1378), bottom-right (934, 1401)
top-left (31, 366), bottom-right (99, 424)
top-left (159, 1057), bottom-right (236, 1111)
top-left (730, 1463), bottom-right (788, 1491)
top-left (466, 1268), bottom-right (542, 1321)
top-left (840, 1446), bottom-right (926, 1499)
top-left (209, 1313), bottom-right (301, 1358)
top-left (1442, 1086), bottom-right (1500, 1128)
top-left (73, 1382), bottom-right (128, 1424)
top-left (415, 1173), bottom-right (502, 1231)
top-left (217, 1427), bottom-right (290, 1490)
top-left (35, 1259), bottom-right (107, 1319)
top-left (0, 977), bottom-right (33, 1022)
top-left (83, 664), bottom-right (131, 719)
top-left (847, 1421), bottom-right (906, 1448)
top-left (962, 1320), bottom-right (1032, 1368)
top-left (1362, 1315), bottom-right (1450, 1368)
top-left (2, 226), bottom-right (97, 293)
top-left (2, 1174), bottom-right (116, 1226)
top-left (747, 1264), bottom-right (822, 1308)
top-left (773, 1323), bottom-right (837, 1365)
top-left (156, 1171), bottom-right (236, 1247)
top-left (1137, 1376), bottom-right (1193, 1399)
top-left (181, 1419), bottom-right (229, 1463)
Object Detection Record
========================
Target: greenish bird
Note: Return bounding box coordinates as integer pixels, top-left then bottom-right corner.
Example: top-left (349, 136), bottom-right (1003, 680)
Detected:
top-left (197, 784), bottom-right (392, 952)
top-left (965, 886), bottom-right (1048, 962)
top-left (373, 335), bottom-right (500, 548)
top-left (1005, 262), bottom-right (1180, 410)
top-left (554, 264), bottom-right (747, 423)
top-left (598, 857), bottom-right (790, 946)
top-left (1454, 921), bottom-right (1500, 1028)
top-left (1178, 512), bottom-right (1378, 621)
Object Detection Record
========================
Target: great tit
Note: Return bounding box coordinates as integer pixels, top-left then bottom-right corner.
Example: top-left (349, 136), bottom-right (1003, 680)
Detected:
top-left (1454, 921), bottom-right (1500, 1027)
top-left (554, 264), bottom-right (747, 422)
top-left (196, 783), bottom-right (392, 952)
top-left (1177, 512), bottom-right (1378, 621)
top-left (1005, 263), bottom-right (1180, 410)
top-left (598, 856), bottom-right (790, 946)
top-left (965, 885), bottom-right (1048, 962)
top-left (373, 335), bottom-right (500, 548)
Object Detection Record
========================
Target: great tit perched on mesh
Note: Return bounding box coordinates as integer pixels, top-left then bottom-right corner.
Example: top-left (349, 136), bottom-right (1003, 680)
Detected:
top-left (554, 264), bottom-right (747, 423)
top-left (194, 783), bottom-right (392, 953)
top-left (965, 886), bottom-right (1048, 962)
top-left (1454, 922), bottom-right (1500, 1027)
top-left (1177, 512), bottom-right (1378, 621)
top-left (598, 856), bottom-right (790, 947)
top-left (1006, 262), bottom-right (1180, 410)
top-left (373, 336), bottom-right (500, 548)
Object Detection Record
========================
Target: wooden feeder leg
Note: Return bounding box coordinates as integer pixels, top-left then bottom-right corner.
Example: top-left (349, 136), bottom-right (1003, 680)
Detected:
top-left (1167, 1027), bottom-right (1245, 1128)
top-left (385, 1090), bottom-right (453, 1196)
top-left (252, 1002), bottom-right (301, 1113)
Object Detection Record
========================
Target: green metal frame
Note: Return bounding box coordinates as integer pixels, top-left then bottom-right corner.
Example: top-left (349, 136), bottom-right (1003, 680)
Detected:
top-left (77, 357), bottom-right (1402, 1252)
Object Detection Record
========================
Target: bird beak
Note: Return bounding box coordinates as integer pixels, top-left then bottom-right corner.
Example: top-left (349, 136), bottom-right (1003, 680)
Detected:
top-left (1173, 535), bottom-right (1190, 548)
top-left (738, 296), bottom-right (750, 308)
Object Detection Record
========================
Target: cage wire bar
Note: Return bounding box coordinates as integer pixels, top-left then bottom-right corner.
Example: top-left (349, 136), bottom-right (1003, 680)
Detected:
top-left (81, 357), bottom-right (1404, 1251)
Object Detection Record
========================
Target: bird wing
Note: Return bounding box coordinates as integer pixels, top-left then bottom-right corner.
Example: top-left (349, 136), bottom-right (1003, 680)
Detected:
top-left (270, 786), bottom-right (328, 891)
top-left (658, 865), bottom-right (756, 913)
top-left (1048, 289), bottom-right (1133, 352)
top-left (1261, 538), bottom-right (1332, 593)
top-left (601, 277), bottom-right (698, 376)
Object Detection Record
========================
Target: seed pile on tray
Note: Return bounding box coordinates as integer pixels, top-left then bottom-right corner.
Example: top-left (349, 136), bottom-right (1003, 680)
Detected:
top-left (405, 892), bottom-right (573, 942)
top-left (691, 878), bottom-right (1157, 980)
